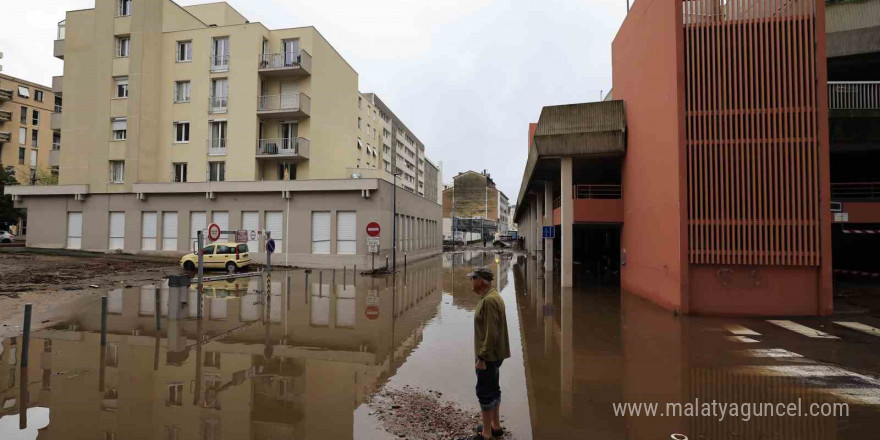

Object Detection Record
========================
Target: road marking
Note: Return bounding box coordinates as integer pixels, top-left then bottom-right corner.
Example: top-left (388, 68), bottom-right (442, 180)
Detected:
top-left (736, 348), bottom-right (802, 358)
top-left (766, 320), bottom-right (839, 339)
top-left (737, 364), bottom-right (880, 405)
top-left (724, 324), bottom-right (761, 336)
top-left (834, 321), bottom-right (880, 337)
top-left (726, 335), bottom-right (759, 343)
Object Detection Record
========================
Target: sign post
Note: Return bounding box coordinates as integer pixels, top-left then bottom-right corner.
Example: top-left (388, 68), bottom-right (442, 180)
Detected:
top-left (265, 232), bottom-right (273, 300)
top-left (197, 230), bottom-right (204, 318)
top-left (366, 222), bottom-right (381, 271)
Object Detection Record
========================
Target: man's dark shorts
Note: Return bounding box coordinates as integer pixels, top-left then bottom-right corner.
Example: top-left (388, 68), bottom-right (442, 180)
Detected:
top-left (476, 360), bottom-right (503, 411)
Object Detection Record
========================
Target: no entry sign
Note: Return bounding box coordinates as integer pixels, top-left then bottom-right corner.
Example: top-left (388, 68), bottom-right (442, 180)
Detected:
top-left (366, 222), bottom-right (381, 237)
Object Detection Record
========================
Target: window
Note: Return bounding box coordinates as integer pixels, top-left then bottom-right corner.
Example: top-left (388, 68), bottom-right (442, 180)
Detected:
top-left (207, 162), bottom-right (225, 182)
top-left (18, 147), bottom-right (25, 165)
top-left (110, 160), bottom-right (124, 183)
top-left (176, 40), bottom-right (191, 62)
top-left (174, 81), bottom-right (190, 103)
top-left (114, 77), bottom-right (128, 98)
top-left (109, 212), bottom-right (125, 250)
top-left (55, 95), bottom-right (63, 113)
top-left (31, 130), bottom-right (38, 148)
top-left (112, 118), bottom-right (127, 140)
top-left (172, 163), bottom-right (187, 182)
top-left (311, 211), bottom-right (331, 254)
top-left (209, 78), bottom-right (228, 112)
top-left (357, 117), bottom-right (361, 129)
top-left (173, 122), bottom-right (189, 143)
top-left (32, 110), bottom-right (39, 125)
top-left (17, 86), bottom-right (29, 98)
top-left (105, 343), bottom-right (119, 366)
top-left (277, 163), bottom-right (296, 180)
top-left (337, 211), bottom-right (356, 254)
top-left (167, 383), bottom-right (183, 406)
top-left (142, 212), bottom-right (158, 250)
top-left (211, 37), bottom-right (229, 71)
top-left (116, 36), bottom-right (130, 57)
top-left (20, 106), bottom-right (26, 124)
top-left (265, 211), bottom-right (283, 253)
top-left (19, 127), bottom-right (26, 143)
top-left (34, 90), bottom-right (44, 103)
top-left (118, 0), bottom-right (132, 16)
top-left (216, 245), bottom-right (233, 255)
top-left (208, 121), bottom-right (227, 154)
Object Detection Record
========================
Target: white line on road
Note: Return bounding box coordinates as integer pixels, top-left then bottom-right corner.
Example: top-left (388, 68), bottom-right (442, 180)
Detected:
top-left (766, 320), bottom-right (839, 339)
top-left (736, 348), bottom-right (803, 358)
top-left (724, 324), bottom-right (761, 336)
top-left (834, 321), bottom-right (880, 337)
top-left (726, 335), bottom-right (760, 343)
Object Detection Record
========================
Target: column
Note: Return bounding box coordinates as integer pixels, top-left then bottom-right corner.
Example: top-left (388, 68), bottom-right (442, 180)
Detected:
top-left (535, 193), bottom-right (544, 267)
top-left (544, 181), bottom-right (554, 273)
top-left (561, 157), bottom-right (573, 287)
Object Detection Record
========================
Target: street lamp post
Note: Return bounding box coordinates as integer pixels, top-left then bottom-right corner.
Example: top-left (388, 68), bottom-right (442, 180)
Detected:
top-left (392, 170), bottom-right (403, 272)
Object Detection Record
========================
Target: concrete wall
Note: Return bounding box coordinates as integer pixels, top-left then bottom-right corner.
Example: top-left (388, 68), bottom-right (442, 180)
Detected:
top-left (612, 0), bottom-right (687, 313)
top-left (20, 179), bottom-right (441, 269)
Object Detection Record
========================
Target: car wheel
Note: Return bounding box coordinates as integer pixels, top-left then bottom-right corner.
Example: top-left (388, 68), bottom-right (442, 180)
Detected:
top-left (226, 262), bottom-right (237, 274)
top-left (183, 261), bottom-right (196, 271)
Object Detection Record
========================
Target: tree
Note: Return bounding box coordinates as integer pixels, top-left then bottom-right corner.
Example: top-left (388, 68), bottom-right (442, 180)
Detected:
top-left (0, 164), bottom-right (23, 230)
top-left (34, 167), bottom-right (59, 186)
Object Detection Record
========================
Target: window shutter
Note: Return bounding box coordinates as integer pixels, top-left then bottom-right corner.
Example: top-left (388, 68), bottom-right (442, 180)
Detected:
top-left (212, 211), bottom-right (229, 242)
top-left (109, 212), bottom-right (125, 250)
top-left (162, 212), bottom-right (178, 251)
top-left (336, 211), bottom-right (356, 255)
top-left (242, 212), bottom-right (259, 251)
top-left (311, 212), bottom-right (331, 254)
top-left (112, 119), bottom-right (127, 131)
top-left (142, 212), bottom-right (158, 250)
top-left (265, 211), bottom-right (283, 253)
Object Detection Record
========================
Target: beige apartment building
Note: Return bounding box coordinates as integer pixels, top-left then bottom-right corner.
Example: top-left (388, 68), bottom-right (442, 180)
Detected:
top-left (5, 0), bottom-right (441, 268)
top-left (0, 74), bottom-right (62, 183)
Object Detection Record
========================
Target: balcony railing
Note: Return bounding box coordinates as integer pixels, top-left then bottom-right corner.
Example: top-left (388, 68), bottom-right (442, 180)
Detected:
top-left (258, 50), bottom-right (312, 75)
top-left (0, 110), bottom-right (11, 122)
top-left (207, 139), bottom-right (227, 156)
top-left (210, 54), bottom-right (229, 72)
top-left (828, 82), bottom-right (880, 110)
top-left (258, 93), bottom-right (309, 112)
top-left (0, 88), bottom-right (12, 101)
top-left (553, 184), bottom-right (623, 208)
top-left (57, 20), bottom-right (65, 40)
top-left (208, 96), bottom-right (228, 114)
top-left (831, 182), bottom-right (880, 199)
top-left (256, 138), bottom-right (310, 158)
top-left (0, 132), bottom-right (11, 143)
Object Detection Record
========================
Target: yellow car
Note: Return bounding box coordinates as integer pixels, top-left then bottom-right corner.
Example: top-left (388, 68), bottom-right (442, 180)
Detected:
top-left (180, 242), bottom-right (252, 273)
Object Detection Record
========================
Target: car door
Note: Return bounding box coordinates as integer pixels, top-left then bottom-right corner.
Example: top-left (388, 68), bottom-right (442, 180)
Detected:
top-left (216, 245), bottom-right (233, 268)
top-left (201, 245), bottom-right (217, 268)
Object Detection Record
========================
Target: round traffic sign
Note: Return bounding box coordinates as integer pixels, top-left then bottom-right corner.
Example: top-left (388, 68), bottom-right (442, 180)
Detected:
top-left (365, 305), bottom-right (379, 320)
top-left (266, 239), bottom-right (276, 253)
top-left (207, 223), bottom-right (221, 241)
top-left (366, 222), bottom-right (381, 237)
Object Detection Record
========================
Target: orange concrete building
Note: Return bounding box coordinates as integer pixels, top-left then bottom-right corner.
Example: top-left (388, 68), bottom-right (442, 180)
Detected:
top-left (515, 0), bottom-right (833, 316)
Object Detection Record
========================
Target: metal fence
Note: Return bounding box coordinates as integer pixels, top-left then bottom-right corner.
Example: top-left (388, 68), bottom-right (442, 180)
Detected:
top-left (828, 82), bottom-right (880, 110)
top-left (208, 96), bottom-right (228, 114)
top-left (210, 54), bottom-right (229, 72)
top-left (206, 139), bottom-right (226, 156)
top-left (257, 94), bottom-right (307, 112)
top-left (258, 50), bottom-right (311, 71)
top-left (256, 138), bottom-right (310, 157)
top-left (832, 182), bottom-right (880, 199)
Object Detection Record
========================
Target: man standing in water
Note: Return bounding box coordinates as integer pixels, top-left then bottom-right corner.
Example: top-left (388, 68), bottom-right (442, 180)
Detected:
top-left (462, 267), bottom-right (510, 440)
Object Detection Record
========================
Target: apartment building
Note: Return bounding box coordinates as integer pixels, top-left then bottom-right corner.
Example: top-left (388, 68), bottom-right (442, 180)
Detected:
top-left (5, 0), bottom-right (441, 268)
top-left (442, 170), bottom-right (509, 242)
top-left (0, 73), bottom-right (62, 183)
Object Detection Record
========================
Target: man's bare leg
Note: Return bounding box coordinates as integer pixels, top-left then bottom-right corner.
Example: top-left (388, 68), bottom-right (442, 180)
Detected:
top-left (491, 403), bottom-right (501, 431)
top-left (481, 408), bottom-right (494, 438)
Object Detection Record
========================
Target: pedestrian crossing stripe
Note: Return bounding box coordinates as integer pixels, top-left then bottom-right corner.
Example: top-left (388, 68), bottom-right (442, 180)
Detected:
top-left (834, 321), bottom-right (880, 337)
top-left (736, 348), bottom-right (802, 358)
top-left (724, 324), bottom-right (761, 336)
top-left (726, 335), bottom-right (759, 343)
top-left (766, 320), bottom-right (839, 339)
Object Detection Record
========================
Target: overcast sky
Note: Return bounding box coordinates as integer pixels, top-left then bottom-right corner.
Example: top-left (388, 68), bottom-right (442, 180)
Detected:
top-left (0, 0), bottom-right (627, 201)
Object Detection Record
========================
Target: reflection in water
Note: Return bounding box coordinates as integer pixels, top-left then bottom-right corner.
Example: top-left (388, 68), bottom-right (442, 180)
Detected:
top-left (0, 257), bottom-right (443, 440)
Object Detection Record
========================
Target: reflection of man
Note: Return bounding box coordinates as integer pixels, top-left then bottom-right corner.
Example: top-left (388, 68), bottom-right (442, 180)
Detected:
top-left (462, 267), bottom-right (510, 440)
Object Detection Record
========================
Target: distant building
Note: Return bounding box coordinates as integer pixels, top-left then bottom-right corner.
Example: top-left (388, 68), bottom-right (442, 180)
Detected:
top-left (442, 170), bottom-right (509, 242)
top-left (0, 73), bottom-right (61, 183)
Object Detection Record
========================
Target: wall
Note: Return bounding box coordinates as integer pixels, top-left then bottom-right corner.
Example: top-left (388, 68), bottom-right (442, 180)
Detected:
top-left (612, 0), bottom-right (687, 312)
top-left (0, 74), bottom-right (58, 183)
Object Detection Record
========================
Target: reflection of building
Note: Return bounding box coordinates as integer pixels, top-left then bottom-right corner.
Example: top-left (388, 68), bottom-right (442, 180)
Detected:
top-left (4, 0), bottom-right (441, 269)
top-left (442, 170), bottom-right (510, 242)
top-left (1, 259), bottom-right (442, 439)
top-left (442, 251), bottom-right (509, 310)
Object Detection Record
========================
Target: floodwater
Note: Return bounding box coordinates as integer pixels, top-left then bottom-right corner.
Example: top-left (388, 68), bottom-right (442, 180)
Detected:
top-left (1, 251), bottom-right (879, 439)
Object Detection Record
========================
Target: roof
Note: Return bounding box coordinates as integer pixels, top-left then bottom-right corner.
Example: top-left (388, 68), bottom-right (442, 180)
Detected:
top-left (826, 0), bottom-right (880, 33)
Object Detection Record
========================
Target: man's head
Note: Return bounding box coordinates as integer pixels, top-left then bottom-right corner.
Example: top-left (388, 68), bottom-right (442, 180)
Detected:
top-left (467, 266), bottom-right (494, 293)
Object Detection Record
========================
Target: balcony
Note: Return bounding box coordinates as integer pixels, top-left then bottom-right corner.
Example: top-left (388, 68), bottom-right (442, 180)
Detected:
top-left (207, 139), bottom-right (227, 156)
top-left (552, 184), bottom-right (623, 225)
top-left (832, 182), bottom-right (880, 200)
top-left (54, 39), bottom-right (65, 60)
top-left (0, 110), bottom-right (11, 123)
top-left (52, 76), bottom-right (63, 95)
top-left (208, 96), bottom-right (228, 114)
top-left (256, 138), bottom-right (310, 161)
top-left (210, 54), bottom-right (229, 72)
top-left (51, 112), bottom-right (63, 130)
top-left (0, 132), bottom-right (10, 143)
top-left (828, 82), bottom-right (880, 115)
top-left (49, 146), bottom-right (61, 168)
top-left (258, 50), bottom-right (312, 77)
top-left (0, 88), bottom-right (12, 102)
top-left (257, 93), bottom-right (311, 120)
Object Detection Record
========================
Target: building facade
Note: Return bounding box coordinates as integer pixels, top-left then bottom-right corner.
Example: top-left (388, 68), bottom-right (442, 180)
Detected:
top-left (5, 0), bottom-right (441, 268)
top-left (0, 74), bottom-right (61, 183)
top-left (515, 0), bottom-right (832, 316)
top-left (442, 170), bottom-right (509, 242)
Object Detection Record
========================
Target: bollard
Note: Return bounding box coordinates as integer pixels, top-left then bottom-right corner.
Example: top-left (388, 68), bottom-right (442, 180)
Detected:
top-left (100, 296), bottom-right (108, 346)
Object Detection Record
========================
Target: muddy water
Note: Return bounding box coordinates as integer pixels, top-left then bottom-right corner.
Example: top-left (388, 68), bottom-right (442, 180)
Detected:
top-left (1, 251), bottom-right (879, 439)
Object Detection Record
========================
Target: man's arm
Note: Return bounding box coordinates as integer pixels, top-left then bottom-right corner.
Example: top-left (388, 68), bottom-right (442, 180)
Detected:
top-left (477, 298), bottom-right (499, 361)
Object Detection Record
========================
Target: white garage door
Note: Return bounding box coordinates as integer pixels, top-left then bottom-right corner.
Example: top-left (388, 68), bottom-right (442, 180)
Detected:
top-left (336, 211), bottom-right (356, 255)
top-left (162, 212), bottom-right (178, 251)
top-left (265, 211), bottom-right (283, 253)
top-left (190, 211), bottom-right (207, 250)
top-left (109, 212), bottom-right (125, 250)
top-left (67, 212), bottom-right (82, 249)
top-left (142, 212), bottom-right (158, 250)
top-left (212, 211), bottom-right (229, 242)
top-left (241, 211), bottom-right (259, 252)
top-left (311, 211), bottom-right (330, 254)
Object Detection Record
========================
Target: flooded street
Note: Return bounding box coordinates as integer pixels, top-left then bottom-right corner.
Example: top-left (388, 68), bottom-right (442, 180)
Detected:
top-left (2, 250), bottom-right (880, 439)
